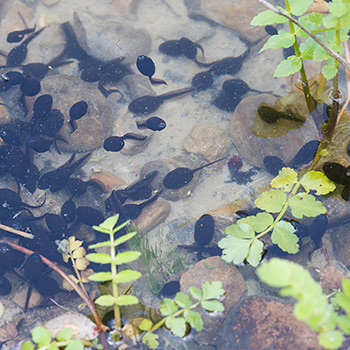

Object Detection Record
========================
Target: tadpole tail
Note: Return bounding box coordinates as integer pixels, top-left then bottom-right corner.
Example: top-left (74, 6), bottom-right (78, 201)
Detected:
top-left (192, 157), bottom-right (226, 173)
top-left (23, 193), bottom-right (46, 209)
top-left (24, 284), bottom-right (33, 313)
top-left (159, 87), bottom-right (194, 101)
top-left (21, 26), bottom-right (46, 46)
top-left (194, 58), bottom-right (216, 67)
top-left (122, 133), bottom-right (147, 141)
top-left (149, 76), bottom-right (168, 85)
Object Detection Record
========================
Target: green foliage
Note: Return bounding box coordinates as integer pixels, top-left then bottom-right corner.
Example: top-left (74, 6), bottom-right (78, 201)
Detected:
top-left (141, 281), bottom-right (225, 349)
top-left (219, 167), bottom-right (336, 267)
top-left (21, 327), bottom-right (86, 350)
top-left (86, 214), bottom-right (141, 329)
top-left (251, 0), bottom-right (350, 79)
top-left (256, 258), bottom-right (350, 349)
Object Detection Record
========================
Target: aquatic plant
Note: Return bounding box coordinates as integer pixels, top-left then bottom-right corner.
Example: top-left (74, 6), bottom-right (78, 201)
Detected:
top-left (219, 167), bottom-right (336, 266)
top-left (257, 258), bottom-right (350, 349)
top-left (85, 214), bottom-right (142, 338)
top-left (140, 281), bottom-right (225, 349)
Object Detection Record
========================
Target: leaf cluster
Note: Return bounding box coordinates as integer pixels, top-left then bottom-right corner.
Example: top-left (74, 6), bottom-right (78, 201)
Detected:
top-left (219, 167), bottom-right (335, 266)
top-left (257, 258), bottom-right (350, 349)
top-left (251, 0), bottom-right (350, 79)
top-left (139, 281), bottom-right (225, 349)
top-left (22, 327), bottom-right (86, 350)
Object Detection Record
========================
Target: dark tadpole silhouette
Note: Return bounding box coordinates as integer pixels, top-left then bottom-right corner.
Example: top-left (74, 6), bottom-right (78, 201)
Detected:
top-left (128, 87), bottom-right (193, 115)
top-left (136, 55), bottom-right (167, 85)
top-left (158, 280), bottom-right (180, 298)
top-left (163, 157), bottom-right (225, 189)
top-left (308, 214), bottom-right (328, 260)
top-left (323, 162), bottom-right (350, 201)
top-left (60, 197), bottom-right (76, 223)
top-left (26, 135), bottom-right (68, 153)
top-left (7, 25), bottom-right (36, 43)
top-left (69, 100), bottom-right (88, 132)
top-left (104, 133), bottom-right (147, 152)
top-left (76, 206), bottom-right (105, 226)
top-left (122, 191), bottom-right (160, 220)
top-left (258, 105), bottom-right (304, 124)
top-left (136, 116), bottom-right (166, 131)
top-left (191, 71), bottom-right (213, 91)
top-left (20, 78), bottom-right (41, 96)
top-left (263, 156), bottom-right (286, 177)
top-left (289, 140), bottom-right (319, 169)
top-left (0, 188), bottom-right (45, 210)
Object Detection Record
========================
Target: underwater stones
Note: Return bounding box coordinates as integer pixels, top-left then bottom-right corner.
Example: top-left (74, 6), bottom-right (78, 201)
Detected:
top-left (72, 11), bottom-right (151, 65)
top-left (42, 0), bottom-right (60, 6)
top-left (32, 75), bottom-right (113, 152)
top-left (331, 220), bottom-right (350, 267)
top-left (0, 99), bottom-right (10, 125)
top-left (134, 199), bottom-right (171, 233)
top-left (13, 286), bottom-right (43, 309)
top-left (183, 123), bottom-right (231, 162)
top-left (180, 256), bottom-right (246, 345)
top-left (111, 0), bottom-right (140, 20)
top-left (90, 171), bottom-right (125, 192)
top-left (216, 295), bottom-right (322, 350)
top-left (229, 94), bottom-right (319, 168)
top-left (185, 0), bottom-right (267, 43)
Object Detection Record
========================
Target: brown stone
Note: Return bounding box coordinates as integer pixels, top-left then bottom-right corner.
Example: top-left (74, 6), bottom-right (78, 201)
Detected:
top-left (0, 98), bottom-right (10, 125)
top-left (216, 296), bottom-right (322, 350)
top-left (13, 287), bottom-right (43, 309)
top-left (183, 123), bottom-right (232, 162)
top-left (332, 220), bottom-right (350, 267)
top-left (110, 0), bottom-right (140, 20)
top-left (180, 256), bottom-right (247, 345)
top-left (90, 171), bottom-right (126, 192)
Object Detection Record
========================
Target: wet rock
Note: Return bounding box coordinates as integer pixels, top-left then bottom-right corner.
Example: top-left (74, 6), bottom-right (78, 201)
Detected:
top-left (134, 199), bottom-right (171, 233)
top-left (216, 296), bottom-right (322, 350)
top-left (73, 11), bottom-right (151, 65)
top-left (331, 220), bottom-right (350, 267)
top-left (42, 0), bottom-right (60, 6)
top-left (180, 256), bottom-right (247, 345)
top-left (229, 93), bottom-right (319, 168)
top-left (183, 123), bottom-right (232, 162)
top-left (124, 74), bottom-right (155, 99)
top-left (185, 0), bottom-right (268, 43)
top-left (0, 98), bottom-right (10, 125)
top-left (13, 286), bottom-right (43, 309)
top-left (111, 0), bottom-right (140, 20)
top-left (31, 75), bottom-right (113, 152)
top-left (90, 171), bottom-right (126, 192)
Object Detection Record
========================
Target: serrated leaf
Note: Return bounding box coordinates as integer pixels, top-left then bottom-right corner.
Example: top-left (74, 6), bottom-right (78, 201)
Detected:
top-left (289, 193), bottom-right (327, 219)
top-left (183, 310), bottom-right (203, 332)
top-left (114, 270), bottom-right (141, 283)
top-left (113, 251), bottom-right (141, 265)
top-left (56, 328), bottom-right (73, 342)
top-left (21, 341), bottom-right (35, 350)
top-left (298, 13), bottom-right (324, 37)
top-left (255, 189), bottom-right (287, 213)
top-left (139, 319), bottom-right (153, 331)
top-left (95, 295), bottom-right (115, 306)
top-left (239, 212), bottom-right (274, 233)
top-left (32, 327), bottom-right (52, 347)
top-left (289, 0), bottom-right (313, 16)
top-left (202, 281), bottom-right (225, 300)
top-left (259, 30), bottom-right (295, 53)
top-left (142, 332), bottom-right (159, 349)
top-left (115, 294), bottom-right (139, 305)
top-left (300, 40), bottom-right (316, 59)
top-left (174, 292), bottom-right (192, 308)
top-left (271, 167), bottom-right (298, 192)
top-left (189, 286), bottom-right (203, 300)
top-left (271, 221), bottom-right (299, 253)
top-left (274, 56), bottom-right (302, 77)
top-left (72, 246), bottom-right (86, 259)
top-left (88, 272), bottom-right (113, 282)
top-left (251, 10), bottom-right (288, 26)
top-left (247, 239), bottom-right (264, 267)
top-left (329, 2), bottom-right (349, 18)
top-left (65, 339), bottom-right (84, 350)
top-left (85, 253), bottom-right (111, 264)
top-left (160, 298), bottom-right (178, 316)
top-left (300, 171), bottom-right (336, 195)
top-left (322, 64), bottom-right (338, 80)
top-left (225, 221), bottom-right (254, 239)
top-left (48, 343), bottom-right (59, 350)
top-left (219, 236), bottom-right (251, 264)
top-left (323, 14), bottom-right (339, 28)
top-left (201, 300), bottom-right (225, 312)
top-left (319, 330), bottom-right (344, 350)
top-left (165, 317), bottom-right (187, 337)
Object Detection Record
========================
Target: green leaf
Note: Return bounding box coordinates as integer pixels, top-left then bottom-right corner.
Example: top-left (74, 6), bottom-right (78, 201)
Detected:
top-left (202, 281), bottom-right (225, 300)
top-left (32, 326), bottom-right (52, 347)
top-left (174, 292), bottom-right (192, 308)
top-left (255, 189), bottom-right (287, 213)
top-left (300, 39), bottom-right (317, 60)
top-left (270, 167), bottom-right (298, 192)
top-left (300, 171), bottom-right (336, 195)
top-left (65, 339), bottom-right (84, 350)
top-left (319, 330), bottom-right (344, 350)
top-left (189, 286), bottom-right (203, 300)
top-left (240, 212), bottom-right (274, 233)
top-left (183, 310), bottom-right (203, 332)
top-left (91, 226), bottom-right (109, 234)
top-left (329, 2), bottom-right (349, 18)
top-left (56, 328), bottom-right (73, 342)
top-left (160, 298), bottom-right (178, 316)
top-left (142, 332), bottom-right (159, 349)
top-left (322, 63), bottom-right (338, 80)
top-left (336, 293), bottom-right (350, 315)
top-left (342, 279), bottom-right (350, 297)
top-left (85, 253), bottom-right (111, 264)
top-left (115, 294), bottom-right (139, 305)
top-left (95, 295), bottom-right (115, 306)
top-left (88, 272), bottom-right (113, 282)
top-left (113, 231), bottom-right (137, 247)
top-left (289, 0), bottom-right (313, 16)
top-left (165, 317), bottom-right (187, 337)
top-left (219, 236), bottom-right (251, 264)
top-left (114, 270), bottom-right (141, 283)
top-left (323, 14), bottom-right (339, 29)
top-left (259, 30), bottom-right (295, 53)
top-left (225, 221), bottom-right (254, 239)
top-left (201, 300), bottom-right (225, 312)
top-left (21, 341), bottom-right (35, 350)
top-left (139, 319), bottom-right (153, 331)
top-left (271, 221), bottom-right (299, 253)
top-left (298, 13), bottom-right (324, 38)
top-left (250, 10), bottom-right (288, 26)
top-left (289, 192), bottom-right (327, 219)
top-left (273, 56), bottom-right (302, 77)
top-left (97, 214), bottom-right (120, 231)
top-left (88, 241), bottom-right (111, 249)
top-left (48, 343), bottom-right (59, 350)
top-left (336, 315), bottom-right (350, 333)
top-left (247, 239), bottom-right (264, 267)
top-left (113, 251), bottom-right (141, 265)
